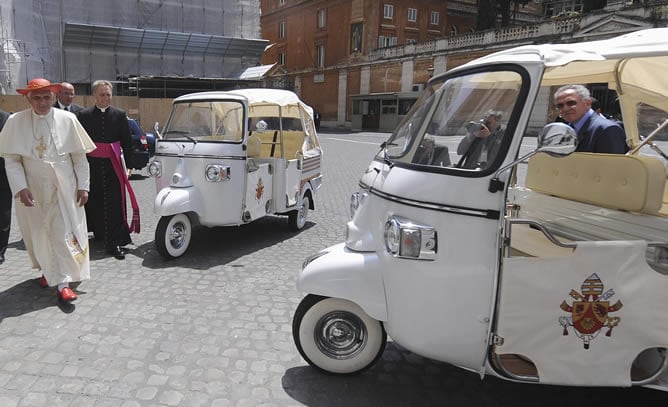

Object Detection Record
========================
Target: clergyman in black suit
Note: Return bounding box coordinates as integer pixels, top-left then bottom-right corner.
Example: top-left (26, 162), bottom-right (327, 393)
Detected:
top-left (553, 84), bottom-right (627, 154)
top-left (53, 82), bottom-right (84, 114)
top-left (0, 108), bottom-right (11, 264)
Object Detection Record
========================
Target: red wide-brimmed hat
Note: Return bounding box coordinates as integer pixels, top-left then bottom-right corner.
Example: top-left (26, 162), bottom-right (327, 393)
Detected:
top-left (17, 78), bottom-right (62, 95)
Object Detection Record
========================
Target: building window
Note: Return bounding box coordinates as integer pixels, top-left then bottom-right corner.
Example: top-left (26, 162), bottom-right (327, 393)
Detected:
top-left (450, 25), bottom-right (458, 36)
top-left (381, 99), bottom-right (397, 115)
top-left (430, 11), bottom-right (440, 25)
top-left (279, 20), bottom-right (286, 38)
top-left (279, 0), bottom-right (286, 5)
top-left (407, 8), bottom-right (417, 22)
top-left (543, 0), bottom-right (583, 17)
top-left (383, 4), bottom-right (393, 19)
top-left (406, 38), bottom-right (417, 45)
top-left (316, 44), bottom-right (325, 68)
top-left (278, 52), bottom-right (285, 65)
top-left (317, 9), bottom-right (327, 29)
top-left (350, 23), bottom-right (363, 53)
top-left (378, 35), bottom-right (397, 48)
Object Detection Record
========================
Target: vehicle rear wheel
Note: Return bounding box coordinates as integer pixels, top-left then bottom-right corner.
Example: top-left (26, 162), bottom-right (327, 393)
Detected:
top-left (292, 294), bottom-right (387, 375)
top-left (155, 214), bottom-right (192, 259)
top-left (288, 195), bottom-right (310, 231)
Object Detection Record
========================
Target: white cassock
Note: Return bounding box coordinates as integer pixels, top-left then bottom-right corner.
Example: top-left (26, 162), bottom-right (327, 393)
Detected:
top-left (0, 108), bottom-right (96, 286)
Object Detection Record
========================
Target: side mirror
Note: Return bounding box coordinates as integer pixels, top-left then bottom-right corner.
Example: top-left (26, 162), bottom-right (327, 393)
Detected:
top-left (536, 122), bottom-right (578, 157)
top-left (153, 122), bottom-right (162, 139)
top-left (255, 119), bottom-right (268, 133)
top-left (488, 122), bottom-right (578, 193)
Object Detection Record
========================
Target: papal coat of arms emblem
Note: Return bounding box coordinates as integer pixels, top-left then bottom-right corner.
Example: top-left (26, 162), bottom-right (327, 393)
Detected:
top-left (559, 273), bottom-right (623, 349)
top-left (256, 178), bottom-right (264, 200)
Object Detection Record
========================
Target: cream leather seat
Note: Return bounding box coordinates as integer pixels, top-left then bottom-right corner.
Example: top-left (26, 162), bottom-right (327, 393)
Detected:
top-left (246, 133), bottom-right (262, 158)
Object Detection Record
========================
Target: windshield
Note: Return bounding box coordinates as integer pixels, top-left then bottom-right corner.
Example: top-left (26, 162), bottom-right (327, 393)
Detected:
top-left (383, 69), bottom-right (524, 171)
top-left (163, 100), bottom-right (245, 142)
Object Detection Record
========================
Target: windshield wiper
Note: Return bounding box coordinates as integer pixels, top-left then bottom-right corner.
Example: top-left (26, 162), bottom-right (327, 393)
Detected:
top-left (381, 150), bottom-right (394, 168)
top-left (163, 130), bottom-right (198, 144)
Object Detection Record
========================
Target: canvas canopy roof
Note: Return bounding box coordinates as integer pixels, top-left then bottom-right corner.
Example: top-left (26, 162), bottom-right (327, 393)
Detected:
top-left (174, 89), bottom-right (314, 120)
top-left (454, 28), bottom-right (668, 145)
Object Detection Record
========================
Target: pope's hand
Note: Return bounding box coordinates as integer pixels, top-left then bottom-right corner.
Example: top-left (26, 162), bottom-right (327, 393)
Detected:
top-left (77, 190), bottom-right (89, 206)
top-left (18, 188), bottom-right (35, 207)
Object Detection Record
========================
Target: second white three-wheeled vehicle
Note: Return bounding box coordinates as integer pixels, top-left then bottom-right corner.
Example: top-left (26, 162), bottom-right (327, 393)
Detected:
top-left (149, 89), bottom-right (323, 259)
top-left (293, 28), bottom-right (668, 392)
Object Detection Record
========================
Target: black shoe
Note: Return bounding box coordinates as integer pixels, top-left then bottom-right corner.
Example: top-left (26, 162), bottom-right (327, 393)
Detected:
top-left (0, 254), bottom-right (4, 265)
top-left (107, 246), bottom-right (125, 260)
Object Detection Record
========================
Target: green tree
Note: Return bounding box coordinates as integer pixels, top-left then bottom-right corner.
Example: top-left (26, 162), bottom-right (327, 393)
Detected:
top-left (582, 0), bottom-right (607, 12)
top-left (475, 0), bottom-right (531, 30)
top-left (475, 0), bottom-right (498, 30)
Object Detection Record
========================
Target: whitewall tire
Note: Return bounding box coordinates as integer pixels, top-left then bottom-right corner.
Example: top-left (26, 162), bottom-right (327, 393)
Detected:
top-left (155, 214), bottom-right (192, 259)
top-left (293, 295), bottom-right (387, 375)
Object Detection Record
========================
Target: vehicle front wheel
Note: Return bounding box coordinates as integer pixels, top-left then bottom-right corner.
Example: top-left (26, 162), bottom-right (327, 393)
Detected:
top-left (293, 294), bottom-right (387, 375)
top-left (288, 195), bottom-right (310, 231)
top-left (155, 214), bottom-right (192, 259)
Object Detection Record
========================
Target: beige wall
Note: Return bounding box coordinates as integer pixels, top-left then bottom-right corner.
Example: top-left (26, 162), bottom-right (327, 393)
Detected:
top-left (0, 95), bottom-right (174, 133)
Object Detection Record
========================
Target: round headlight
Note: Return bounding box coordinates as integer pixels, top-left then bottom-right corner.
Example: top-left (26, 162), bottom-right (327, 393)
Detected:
top-left (205, 165), bottom-right (221, 182)
top-left (147, 161), bottom-right (161, 177)
top-left (384, 217), bottom-right (401, 255)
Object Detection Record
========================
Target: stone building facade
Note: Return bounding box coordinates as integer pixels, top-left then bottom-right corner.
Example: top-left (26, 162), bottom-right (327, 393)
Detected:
top-left (260, 0), bottom-right (668, 131)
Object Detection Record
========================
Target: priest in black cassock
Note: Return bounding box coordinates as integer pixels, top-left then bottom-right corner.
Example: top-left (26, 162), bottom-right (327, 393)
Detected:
top-left (78, 80), bottom-right (140, 260)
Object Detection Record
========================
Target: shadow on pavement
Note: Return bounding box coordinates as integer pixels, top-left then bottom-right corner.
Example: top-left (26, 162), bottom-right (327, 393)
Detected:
top-left (129, 173), bottom-right (148, 181)
top-left (282, 342), bottom-right (664, 407)
top-left (7, 238), bottom-right (26, 251)
top-left (0, 279), bottom-right (70, 322)
top-left (136, 215), bottom-right (315, 270)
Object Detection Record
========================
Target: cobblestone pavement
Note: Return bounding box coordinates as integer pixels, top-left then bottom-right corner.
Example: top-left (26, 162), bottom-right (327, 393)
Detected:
top-left (0, 132), bottom-right (665, 406)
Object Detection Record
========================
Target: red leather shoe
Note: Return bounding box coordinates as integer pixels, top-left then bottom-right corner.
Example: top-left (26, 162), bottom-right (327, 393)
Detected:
top-left (58, 287), bottom-right (78, 302)
top-left (39, 275), bottom-right (48, 288)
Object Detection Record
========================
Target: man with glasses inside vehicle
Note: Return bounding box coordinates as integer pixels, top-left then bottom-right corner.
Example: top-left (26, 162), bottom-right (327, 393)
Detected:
top-left (553, 85), bottom-right (627, 154)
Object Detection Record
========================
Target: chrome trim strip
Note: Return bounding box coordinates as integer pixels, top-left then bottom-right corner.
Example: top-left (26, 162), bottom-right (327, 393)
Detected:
top-left (154, 153), bottom-right (247, 160)
top-left (369, 187), bottom-right (500, 219)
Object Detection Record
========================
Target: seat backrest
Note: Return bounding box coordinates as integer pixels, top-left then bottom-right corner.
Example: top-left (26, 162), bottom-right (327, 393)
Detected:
top-left (246, 132), bottom-right (262, 158)
top-left (526, 152), bottom-right (666, 214)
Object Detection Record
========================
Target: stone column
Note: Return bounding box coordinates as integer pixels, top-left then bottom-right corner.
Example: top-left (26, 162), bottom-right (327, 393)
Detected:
top-left (401, 59), bottom-right (414, 92)
top-left (338, 69), bottom-right (348, 125)
top-left (360, 66), bottom-right (370, 95)
top-left (433, 55), bottom-right (448, 77)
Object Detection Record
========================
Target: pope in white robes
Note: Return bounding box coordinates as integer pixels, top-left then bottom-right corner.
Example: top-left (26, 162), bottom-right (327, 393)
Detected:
top-left (0, 78), bottom-right (96, 303)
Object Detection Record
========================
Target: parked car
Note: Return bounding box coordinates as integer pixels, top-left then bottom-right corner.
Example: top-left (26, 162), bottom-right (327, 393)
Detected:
top-left (126, 117), bottom-right (156, 170)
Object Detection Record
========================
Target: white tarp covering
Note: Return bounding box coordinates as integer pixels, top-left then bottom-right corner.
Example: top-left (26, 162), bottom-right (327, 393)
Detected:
top-left (0, 0), bottom-right (263, 94)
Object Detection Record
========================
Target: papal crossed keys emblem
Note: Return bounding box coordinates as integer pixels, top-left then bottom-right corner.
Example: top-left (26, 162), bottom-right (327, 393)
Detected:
top-left (255, 178), bottom-right (264, 201)
top-left (559, 273), bottom-right (623, 349)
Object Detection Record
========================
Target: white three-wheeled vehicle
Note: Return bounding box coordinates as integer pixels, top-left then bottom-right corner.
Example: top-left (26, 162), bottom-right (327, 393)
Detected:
top-left (293, 28), bottom-right (668, 391)
top-left (149, 89), bottom-right (323, 259)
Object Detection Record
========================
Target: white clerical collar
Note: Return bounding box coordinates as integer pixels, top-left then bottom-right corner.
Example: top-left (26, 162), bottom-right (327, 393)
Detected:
top-left (96, 105), bottom-right (108, 112)
top-left (31, 109), bottom-right (54, 119)
top-left (58, 101), bottom-right (68, 110)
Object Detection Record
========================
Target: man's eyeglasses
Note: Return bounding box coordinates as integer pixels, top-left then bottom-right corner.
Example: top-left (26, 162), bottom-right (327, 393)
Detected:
top-left (555, 100), bottom-right (578, 110)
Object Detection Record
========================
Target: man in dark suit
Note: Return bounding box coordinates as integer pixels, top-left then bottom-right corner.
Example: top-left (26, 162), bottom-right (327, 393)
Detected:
top-left (0, 108), bottom-right (11, 264)
top-left (554, 85), bottom-right (627, 154)
top-left (53, 82), bottom-right (84, 114)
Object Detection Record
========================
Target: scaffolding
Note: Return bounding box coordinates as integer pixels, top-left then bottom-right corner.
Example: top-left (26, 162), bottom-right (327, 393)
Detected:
top-left (0, 0), bottom-right (265, 94)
